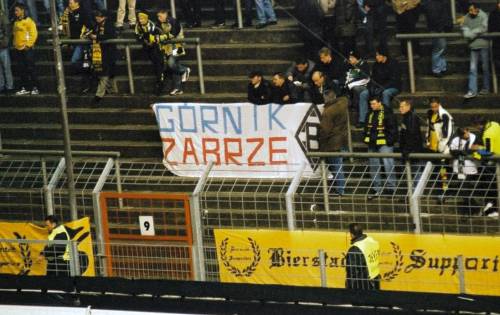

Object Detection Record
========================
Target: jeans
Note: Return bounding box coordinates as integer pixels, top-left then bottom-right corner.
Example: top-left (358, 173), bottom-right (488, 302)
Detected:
top-left (327, 152), bottom-right (346, 195)
top-left (71, 45), bottom-right (85, 66)
top-left (355, 85), bottom-right (369, 123)
top-left (13, 49), bottom-right (37, 90)
top-left (43, 0), bottom-right (64, 17)
top-left (468, 48), bottom-right (490, 94)
top-left (0, 48), bottom-right (14, 91)
top-left (381, 88), bottom-right (399, 108)
top-left (255, 0), bottom-right (277, 25)
top-left (431, 38), bottom-right (447, 74)
top-left (368, 145), bottom-right (396, 192)
top-left (166, 55), bottom-right (187, 90)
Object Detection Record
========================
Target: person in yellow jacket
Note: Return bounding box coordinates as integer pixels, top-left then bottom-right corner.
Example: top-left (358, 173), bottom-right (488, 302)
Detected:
top-left (345, 223), bottom-right (381, 290)
top-left (12, 3), bottom-right (38, 96)
top-left (39, 215), bottom-right (71, 276)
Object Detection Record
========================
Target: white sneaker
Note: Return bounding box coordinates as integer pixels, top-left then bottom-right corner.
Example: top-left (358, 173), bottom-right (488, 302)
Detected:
top-left (487, 211), bottom-right (499, 218)
top-left (310, 204), bottom-right (317, 212)
top-left (169, 89), bottom-right (183, 96)
top-left (181, 67), bottom-right (191, 82)
top-left (31, 87), bottom-right (39, 95)
top-left (464, 91), bottom-right (477, 99)
top-left (15, 87), bottom-right (30, 96)
top-left (482, 202), bottom-right (494, 213)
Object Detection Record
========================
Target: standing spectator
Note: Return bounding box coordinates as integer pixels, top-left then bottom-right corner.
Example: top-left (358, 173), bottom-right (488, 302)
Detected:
top-left (13, 3), bottom-right (38, 96)
top-left (116, 0), bottom-right (136, 30)
top-left (39, 216), bottom-right (71, 276)
top-left (255, 0), bottom-right (277, 29)
top-left (361, 0), bottom-right (388, 57)
top-left (16, 0), bottom-right (39, 26)
top-left (462, 2), bottom-right (490, 99)
top-left (489, 0), bottom-right (500, 73)
top-left (364, 96), bottom-right (398, 199)
top-left (157, 9), bottom-right (190, 96)
top-left (332, 0), bottom-right (357, 57)
top-left (286, 58), bottom-right (315, 102)
top-left (422, 0), bottom-right (453, 77)
top-left (399, 100), bottom-right (424, 184)
top-left (311, 70), bottom-right (335, 104)
top-left (319, 90), bottom-right (349, 196)
top-left (180, 0), bottom-right (201, 28)
top-left (0, 7), bottom-right (13, 95)
top-left (365, 48), bottom-right (401, 108)
top-left (392, 0), bottom-right (421, 57)
top-left (247, 70), bottom-right (271, 105)
top-left (345, 223), bottom-right (381, 290)
top-left (345, 50), bottom-right (370, 128)
top-left (270, 72), bottom-right (298, 104)
top-left (85, 9), bottom-right (118, 104)
top-left (316, 47), bottom-right (348, 94)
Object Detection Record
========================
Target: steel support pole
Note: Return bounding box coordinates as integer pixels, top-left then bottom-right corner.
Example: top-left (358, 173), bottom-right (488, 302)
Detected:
top-left (410, 161), bottom-right (433, 234)
top-left (50, 0), bottom-right (78, 220)
top-left (125, 45), bottom-right (135, 95)
top-left (457, 255), bottom-right (466, 294)
top-left (406, 40), bottom-right (416, 93)
top-left (320, 160), bottom-right (330, 214)
top-left (405, 160), bottom-right (413, 195)
top-left (70, 240), bottom-right (81, 276)
top-left (170, 0), bottom-right (176, 18)
top-left (450, 0), bottom-right (457, 24)
top-left (346, 106), bottom-right (354, 163)
top-left (318, 249), bottom-right (327, 288)
top-left (196, 41), bottom-right (205, 94)
top-left (235, 0), bottom-right (243, 29)
top-left (286, 161), bottom-right (306, 231)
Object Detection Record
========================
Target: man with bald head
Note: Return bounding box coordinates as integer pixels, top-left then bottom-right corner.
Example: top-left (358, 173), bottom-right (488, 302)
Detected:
top-left (310, 70), bottom-right (335, 104)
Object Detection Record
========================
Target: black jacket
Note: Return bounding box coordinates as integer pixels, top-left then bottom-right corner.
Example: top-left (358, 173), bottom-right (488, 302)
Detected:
top-left (270, 80), bottom-right (299, 104)
top-left (364, 108), bottom-right (398, 148)
top-left (371, 57), bottom-right (401, 91)
top-left (314, 58), bottom-right (348, 86)
top-left (400, 110), bottom-right (424, 156)
top-left (310, 79), bottom-right (335, 104)
top-left (93, 19), bottom-right (118, 76)
top-left (346, 234), bottom-right (380, 290)
top-left (422, 0), bottom-right (453, 32)
top-left (66, 6), bottom-right (92, 39)
top-left (248, 79), bottom-right (272, 105)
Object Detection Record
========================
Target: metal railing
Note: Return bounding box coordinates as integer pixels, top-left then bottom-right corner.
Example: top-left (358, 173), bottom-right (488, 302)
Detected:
top-left (49, 37), bottom-right (205, 95)
top-left (396, 32), bottom-right (500, 94)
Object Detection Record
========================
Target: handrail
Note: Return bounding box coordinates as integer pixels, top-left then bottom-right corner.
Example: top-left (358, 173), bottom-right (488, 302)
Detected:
top-left (0, 149), bottom-right (120, 158)
top-left (48, 37), bottom-right (205, 95)
top-left (308, 152), bottom-right (500, 161)
top-left (395, 32), bottom-right (500, 94)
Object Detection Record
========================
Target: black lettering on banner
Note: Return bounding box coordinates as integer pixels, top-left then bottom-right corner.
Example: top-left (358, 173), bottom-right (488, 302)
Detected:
top-left (405, 249), bottom-right (426, 273)
top-left (268, 248), bottom-right (285, 268)
top-left (465, 258), bottom-right (478, 270)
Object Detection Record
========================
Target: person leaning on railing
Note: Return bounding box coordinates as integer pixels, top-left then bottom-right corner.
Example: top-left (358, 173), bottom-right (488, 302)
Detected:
top-left (37, 215), bottom-right (71, 276)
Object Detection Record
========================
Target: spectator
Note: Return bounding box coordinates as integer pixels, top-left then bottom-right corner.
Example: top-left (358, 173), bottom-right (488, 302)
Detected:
top-left (247, 70), bottom-right (271, 105)
top-left (332, 0), bottom-right (357, 57)
top-left (116, 0), bottom-right (136, 31)
top-left (316, 47), bottom-right (347, 94)
top-left (286, 58), bottom-right (315, 102)
top-left (16, 0), bottom-right (39, 26)
top-left (462, 2), bottom-right (490, 99)
top-left (212, 0), bottom-right (255, 28)
top-left (422, 0), bottom-right (453, 77)
top-left (364, 96), bottom-right (398, 199)
top-left (43, 0), bottom-right (64, 20)
top-left (319, 90), bottom-right (349, 196)
top-left (270, 72), bottom-right (298, 104)
top-left (398, 100), bottom-right (424, 184)
top-left (361, 0), bottom-right (388, 57)
top-left (0, 7), bottom-right (13, 95)
top-left (489, 0), bottom-right (500, 73)
top-left (311, 70), bottom-right (335, 104)
top-left (13, 2), bottom-right (38, 96)
top-left (180, 0), bottom-right (201, 28)
top-left (255, 0), bottom-right (277, 29)
top-left (85, 9), bottom-right (118, 104)
top-left (365, 48), bottom-right (401, 108)
top-left (39, 216), bottom-right (71, 276)
top-left (345, 50), bottom-right (370, 128)
top-left (392, 0), bottom-right (421, 57)
top-left (135, 11), bottom-right (164, 95)
top-left (157, 9), bottom-right (190, 96)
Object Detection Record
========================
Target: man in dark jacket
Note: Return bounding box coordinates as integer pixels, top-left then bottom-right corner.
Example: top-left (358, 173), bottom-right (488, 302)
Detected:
top-left (367, 48), bottom-right (401, 107)
top-left (270, 72), bottom-right (299, 104)
top-left (286, 58), bottom-right (315, 101)
top-left (345, 223), bottom-right (381, 290)
top-left (319, 90), bottom-right (349, 196)
top-left (247, 71), bottom-right (271, 105)
top-left (422, 0), bottom-right (453, 77)
top-left (39, 216), bottom-right (71, 276)
top-left (364, 95), bottom-right (398, 199)
top-left (399, 100), bottom-right (424, 184)
top-left (0, 8), bottom-right (13, 94)
top-left (489, 0), bottom-right (500, 72)
top-left (311, 70), bottom-right (335, 104)
top-left (316, 47), bottom-right (348, 95)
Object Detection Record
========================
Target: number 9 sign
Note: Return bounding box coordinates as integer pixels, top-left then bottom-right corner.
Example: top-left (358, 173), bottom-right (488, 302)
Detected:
top-left (139, 216), bottom-right (155, 236)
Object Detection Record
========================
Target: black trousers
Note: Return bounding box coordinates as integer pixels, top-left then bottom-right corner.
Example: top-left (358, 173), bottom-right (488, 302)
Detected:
top-left (145, 46), bottom-right (164, 84)
top-left (363, 5), bottom-right (388, 56)
top-left (13, 49), bottom-right (37, 90)
top-left (396, 6), bottom-right (421, 56)
top-left (180, 0), bottom-right (202, 25)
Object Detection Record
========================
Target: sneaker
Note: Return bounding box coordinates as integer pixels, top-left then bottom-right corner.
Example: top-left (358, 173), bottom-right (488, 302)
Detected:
top-left (169, 89), bottom-right (183, 96)
top-left (30, 87), bottom-right (39, 95)
top-left (479, 89), bottom-right (489, 95)
top-left (482, 202), bottom-right (494, 214)
top-left (15, 87), bottom-right (30, 96)
top-left (463, 91), bottom-right (477, 99)
top-left (181, 67), bottom-right (191, 82)
top-left (487, 211), bottom-right (499, 218)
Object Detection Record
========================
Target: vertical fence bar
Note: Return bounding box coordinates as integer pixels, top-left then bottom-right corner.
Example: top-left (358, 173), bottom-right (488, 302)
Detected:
top-left (191, 161), bottom-right (214, 281)
top-left (457, 255), bottom-right (466, 294)
top-left (114, 158), bottom-right (124, 209)
top-left (195, 39), bottom-right (205, 94)
top-left (450, 0), bottom-right (457, 24)
top-left (405, 160), bottom-right (413, 194)
top-left (320, 159), bottom-right (330, 214)
top-left (70, 240), bottom-right (81, 276)
top-left (490, 42), bottom-right (498, 94)
top-left (125, 45), bottom-right (135, 95)
top-left (235, 0), bottom-right (243, 29)
top-left (346, 107), bottom-right (354, 163)
top-left (406, 40), bottom-right (416, 93)
top-left (410, 161), bottom-right (433, 234)
top-left (286, 161), bottom-right (306, 231)
top-left (45, 158), bottom-right (66, 216)
top-left (318, 249), bottom-right (327, 288)
top-left (170, 0), bottom-right (177, 18)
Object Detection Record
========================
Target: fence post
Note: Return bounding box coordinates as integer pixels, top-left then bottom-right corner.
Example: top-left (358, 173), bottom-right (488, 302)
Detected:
top-left (406, 40), bottom-right (416, 93)
top-left (410, 161), bottom-right (433, 233)
top-left (191, 161), bottom-right (214, 281)
top-left (170, 0), bottom-right (177, 18)
top-left (286, 161), bottom-right (306, 231)
top-left (45, 158), bottom-right (66, 216)
top-left (491, 42), bottom-right (498, 94)
top-left (195, 39), bottom-right (206, 94)
top-left (114, 158), bottom-right (124, 209)
top-left (125, 45), bottom-right (135, 95)
top-left (320, 159), bottom-right (330, 214)
top-left (450, 0), bottom-right (457, 24)
top-left (70, 240), bottom-right (81, 276)
top-left (235, 0), bottom-right (243, 29)
top-left (318, 249), bottom-right (327, 288)
top-left (457, 255), bottom-right (466, 294)
top-left (405, 160), bottom-right (413, 194)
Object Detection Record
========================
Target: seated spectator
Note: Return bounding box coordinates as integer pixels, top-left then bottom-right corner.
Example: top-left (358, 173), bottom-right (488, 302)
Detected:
top-left (311, 70), bottom-right (335, 104)
top-left (116, 0), bottom-right (136, 31)
top-left (345, 51), bottom-right (370, 128)
top-left (255, 0), bottom-right (278, 29)
top-left (315, 47), bottom-right (347, 95)
top-left (286, 58), bottom-right (315, 102)
top-left (247, 71), bottom-right (271, 105)
top-left (270, 72), bottom-right (299, 104)
top-left (489, 0), bottom-right (500, 73)
top-left (365, 48), bottom-right (401, 108)
top-left (0, 7), bottom-right (14, 95)
top-left (13, 2), bottom-right (38, 96)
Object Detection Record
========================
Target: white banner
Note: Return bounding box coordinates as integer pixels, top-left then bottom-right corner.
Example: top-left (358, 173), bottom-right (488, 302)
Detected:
top-left (153, 103), bottom-right (323, 178)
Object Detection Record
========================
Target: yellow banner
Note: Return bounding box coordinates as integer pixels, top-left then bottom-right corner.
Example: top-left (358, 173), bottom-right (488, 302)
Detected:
top-left (0, 217), bottom-right (95, 276)
top-left (214, 229), bottom-right (500, 296)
